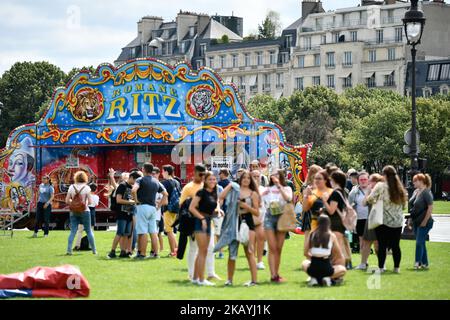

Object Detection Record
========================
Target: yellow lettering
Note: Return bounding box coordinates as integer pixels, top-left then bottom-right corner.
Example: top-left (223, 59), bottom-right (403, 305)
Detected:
top-left (147, 84), bottom-right (155, 91)
top-left (124, 85), bottom-right (132, 93)
top-left (112, 89), bottom-right (121, 98)
top-left (163, 96), bottom-right (181, 118)
top-left (131, 93), bottom-right (141, 117)
top-left (135, 83), bottom-right (144, 91)
top-left (170, 87), bottom-right (178, 98)
top-left (143, 93), bottom-right (160, 117)
top-left (107, 97), bottom-right (127, 120)
top-left (158, 85), bottom-right (167, 94)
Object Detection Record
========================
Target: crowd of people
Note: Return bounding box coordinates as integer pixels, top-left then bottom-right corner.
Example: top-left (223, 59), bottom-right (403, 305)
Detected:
top-left (34, 159), bottom-right (435, 288)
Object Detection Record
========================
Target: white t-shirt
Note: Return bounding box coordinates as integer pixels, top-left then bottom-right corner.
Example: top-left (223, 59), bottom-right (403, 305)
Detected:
top-left (89, 194), bottom-right (99, 208)
top-left (68, 183), bottom-right (92, 212)
top-left (155, 192), bottom-right (163, 221)
top-left (262, 185), bottom-right (293, 208)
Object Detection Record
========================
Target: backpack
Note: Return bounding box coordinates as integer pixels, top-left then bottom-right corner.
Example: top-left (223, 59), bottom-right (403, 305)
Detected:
top-left (167, 179), bottom-right (181, 214)
top-left (79, 235), bottom-right (91, 251)
top-left (335, 190), bottom-right (357, 232)
top-left (69, 186), bottom-right (86, 214)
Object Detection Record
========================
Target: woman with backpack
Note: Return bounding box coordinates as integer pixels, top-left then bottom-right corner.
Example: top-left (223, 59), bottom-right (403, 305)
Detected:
top-left (365, 166), bottom-right (407, 273)
top-left (321, 170), bottom-right (353, 271)
top-left (65, 171), bottom-right (97, 255)
top-left (302, 214), bottom-right (347, 286)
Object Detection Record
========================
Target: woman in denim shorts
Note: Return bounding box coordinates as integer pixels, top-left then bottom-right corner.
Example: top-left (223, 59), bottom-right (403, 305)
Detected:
top-left (262, 170), bottom-right (293, 283)
top-left (189, 172), bottom-right (220, 286)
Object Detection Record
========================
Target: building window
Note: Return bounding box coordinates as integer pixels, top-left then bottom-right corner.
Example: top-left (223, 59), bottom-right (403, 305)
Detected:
top-left (422, 87), bottom-right (432, 97)
top-left (350, 31), bottom-right (358, 42)
top-left (343, 74), bottom-right (352, 88)
top-left (208, 56), bottom-right (214, 68)
top-left (441, 85), bottom-right (449, 95)
top-left (196, 60), bottom-right (203, 69)
top-left (276, 73), bottom-right (283, 88)
top-left (220, 55), bottom-right (226, 69)
top-left (327, 75), bottom-right (335, 88)
top-left (298, 55), bottom-right (305, 68)
top-left (427, 64), bottom-right (440, 81)
top-left (333, 32), bottom-right (340, 43)
top-left (264, 74), bottom-right (271, 91)
top-left (295, 77), bottom-right (304, 90)
top-left (388, 48), bottom-right (396, 61)
top-left (321, 34), bottom-right (326, 45)
top-left (384, 71), bottom-right (395, 87)
top-left (314, 54), bottom-right (321, 66)
top-left (395, 27), bottom-right (403, 42)
top-left (239, 76), bottom-right (245, 90)
top-left (367, 74), bottom-right (376, 88)
top-left (232, 54), bottom-right (238, 68)
top-left (312, 76), bottom-right (320, 86)
top-left (376, 30), bottom-right (384, 44)
top-left (440, 64), bottom-right (450, 80)
top-left (270, 51), bottom-right (277, 64)
top-left (200, 44), bottom-right (207, 56)
top-left (286, 35), bottom-right (293, 48)
top-left (303, 36), bottom-right (311, 50)
top-left (326, 52), bottom-right (335, 67)
top-left (343, 52), bottom-right (352, 66)
top-left (257, 52), bottom-right (263, 65)
top-left (245, 53), bottom-right (251, 67)
top-left (369, 50), bottom-right (377, 62)
top-left (281, 52), bottom-right (289, 63)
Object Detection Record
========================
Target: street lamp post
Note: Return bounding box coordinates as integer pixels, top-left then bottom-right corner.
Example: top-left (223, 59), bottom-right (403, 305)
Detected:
top-left (403, 0), bottom-right (425, 193)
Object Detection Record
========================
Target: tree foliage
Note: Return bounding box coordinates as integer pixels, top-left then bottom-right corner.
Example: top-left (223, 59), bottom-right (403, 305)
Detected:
top-left (258, 11), bottom-right (282, 39)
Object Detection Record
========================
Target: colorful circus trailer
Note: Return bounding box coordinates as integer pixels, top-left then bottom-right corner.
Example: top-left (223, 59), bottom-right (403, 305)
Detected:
top-left (0, 59), bottom-right (309, 230)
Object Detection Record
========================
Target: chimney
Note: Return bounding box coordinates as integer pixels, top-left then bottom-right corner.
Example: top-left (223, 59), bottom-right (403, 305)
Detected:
top-left (138, 16), bottom-right (163, 44)
top-left (302, 0), bottom-right (325, 20)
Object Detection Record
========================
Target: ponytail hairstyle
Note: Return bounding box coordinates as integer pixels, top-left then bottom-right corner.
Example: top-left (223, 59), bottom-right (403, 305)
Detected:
top-left (310, 214), bottom-right (331, 249)
top-left (382, 165), bottom-right (407, 205)
top-left (413, 173), bottom-right (432, 189)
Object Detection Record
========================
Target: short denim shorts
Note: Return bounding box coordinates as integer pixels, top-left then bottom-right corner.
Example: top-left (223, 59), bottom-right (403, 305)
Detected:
top-left (264, 208), bottom-right (282, 231)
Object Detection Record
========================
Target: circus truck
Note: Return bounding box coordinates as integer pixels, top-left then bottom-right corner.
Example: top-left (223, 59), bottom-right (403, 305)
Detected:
top-left (0, 59), bottom-right (309, 230)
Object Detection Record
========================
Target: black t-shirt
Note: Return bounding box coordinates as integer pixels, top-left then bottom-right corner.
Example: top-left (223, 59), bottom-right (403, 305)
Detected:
top-left (136, 176), bottom-right (166, 206)
top-left (196, 188), bottom-right (218, 216)
top-left (327, 189), bottom-right (346, 233)
top-left (115, 181), bottom-right (133, 221)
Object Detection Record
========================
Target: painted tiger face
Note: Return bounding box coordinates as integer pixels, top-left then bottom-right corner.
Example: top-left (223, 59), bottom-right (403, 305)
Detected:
top-left (191, 89), bottom-right (214, 119)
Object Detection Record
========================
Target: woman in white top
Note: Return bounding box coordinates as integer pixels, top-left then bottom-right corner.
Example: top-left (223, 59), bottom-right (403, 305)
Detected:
top-left (65, 171), bottom-right (96, 255)
top-left (262, 169), bottom-right (293, 283)
top-left (365, 165), bottom-right (407, 273)
top-left (251, 169), bottom-right (267, 271)
top-left (74, 183), bottom-right (99, 251)
top-left (302, 214), bottom-right (347, 286)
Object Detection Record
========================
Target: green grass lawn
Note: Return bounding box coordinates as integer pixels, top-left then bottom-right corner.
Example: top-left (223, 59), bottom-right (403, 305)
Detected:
top-left (432, 201), bottom-right (450, 214)
top-left (1, 230), bottom-right (449, 300)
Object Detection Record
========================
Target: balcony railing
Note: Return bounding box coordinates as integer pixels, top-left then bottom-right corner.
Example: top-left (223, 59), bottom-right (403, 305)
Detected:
top-left (342, 62), bottom-right (353, 68)
top-left (263, 84), bottom-right (271, 91)
top-left (276, 83), bottom-right (284, 89)
top-left (383, 80), bottom-right (396, 87)
top-left (325, 63), bottom-right (336, 69)
top-left (250, 85), bottom-right (258, 93)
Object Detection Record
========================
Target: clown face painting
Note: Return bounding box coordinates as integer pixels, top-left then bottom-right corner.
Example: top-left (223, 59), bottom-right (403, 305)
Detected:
top-left (6, 137), bottom-right (35, 188)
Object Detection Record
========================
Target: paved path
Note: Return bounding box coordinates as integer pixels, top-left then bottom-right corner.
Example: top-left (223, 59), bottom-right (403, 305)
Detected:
top-left (429, 215), bottom-right (450, 243)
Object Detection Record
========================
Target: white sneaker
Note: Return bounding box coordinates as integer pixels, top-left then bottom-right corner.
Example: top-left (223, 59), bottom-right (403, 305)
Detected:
top-left (307, 277), bottom-right (318, 287)
top-left (224, 280), bottom-right (233, 286)
top-left (256, 261), bottom-right (265, 270)
top-left (32, 233), bottom-right (37, 238)
top-left (244, 281), bottom-right (257, 287)
top-left (393, 268), bottom-right (400, 274)
top-left (43, 234), bottom-right (48, 238)
top-left (322, 277), bottom-right (332, 287)
top-left (354, 263), bottom-right (368, 270)
top-left (191, 278), bottom-right (199, 285)
top-left (198, 279), bottom-right (215, 286)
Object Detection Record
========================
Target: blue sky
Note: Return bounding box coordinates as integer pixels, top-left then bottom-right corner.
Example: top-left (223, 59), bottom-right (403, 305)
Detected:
top-left (0, 0), bottom-right (360, 75)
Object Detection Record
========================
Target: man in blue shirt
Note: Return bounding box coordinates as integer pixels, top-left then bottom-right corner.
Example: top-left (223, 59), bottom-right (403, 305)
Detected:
top-left (33, 175), bottom-right (54, 238)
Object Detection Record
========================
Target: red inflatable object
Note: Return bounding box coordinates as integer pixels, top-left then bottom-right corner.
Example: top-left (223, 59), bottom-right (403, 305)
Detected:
top-left (0, 265), bottom-right (90, 298)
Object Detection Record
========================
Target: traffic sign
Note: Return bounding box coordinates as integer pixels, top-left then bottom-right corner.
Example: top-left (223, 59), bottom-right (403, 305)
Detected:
top-left (403, 144), bottom-right (420, 155)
